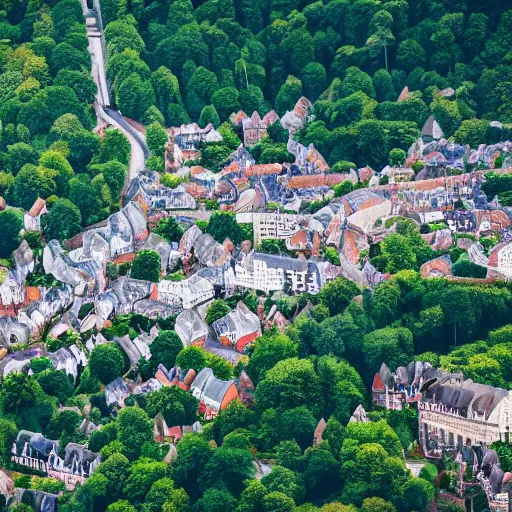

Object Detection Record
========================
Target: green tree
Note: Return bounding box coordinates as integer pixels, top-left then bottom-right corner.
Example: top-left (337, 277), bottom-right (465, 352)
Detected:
top-left (36, 370), bottom-right (74, 404)
top-left (147, 330), bottom-right (184, 374)
top-left (106, 501), bottom-right (136, 512)
top-left (200, 447), bottom-right (256, 496)
top-left (318, 277), bottom-right (360, 316)
top-left (363, 327), bottom-right (414, 380)
top-left (0, 209), bottom-right (23, 258)
top-left (255, 358), bottom-right (324, 417)
top-left (39, 150), bottom-right (74, 196)
top-left (0, 418), bottom-right (17, 460)
top-left (275, 75), bottom-right (302, 116)
top-left (199, 105), bottom-right (221, 128)
top-left (41, 198), bottom-right (81, 242)
top-left (89, 343), bottom-right (125, 385)
top-left (117, 407), bottom-right (154, 461)
top-left (400, 478), bottom-right (435, 512)
top-left (207, 211), bottom-right (243, 244)
top-left (212, 87), bottom-right (240, 122)
top-left (146, 123), bottom-right (168, 159)
top-left (194, 488), bottom-right (237, 512)
top-left (154, 217), bottom-right (184, 244)
top-left (246, 332), bottom-right (298, 384)
top-left (131, 250), bottom-right (161, 283)
top-left (146, 386), bottom-right (198, 426)
top-left (206, 299), bottom-right (231, 325)
top-left (12, 163), bottom-right (56, 211)
top-left (95, 453), bottom-right (131, 502)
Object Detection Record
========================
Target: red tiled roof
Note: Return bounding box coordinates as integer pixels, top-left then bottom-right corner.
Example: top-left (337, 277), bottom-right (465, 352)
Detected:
top-left (244, 163), bottom-right (282, 176)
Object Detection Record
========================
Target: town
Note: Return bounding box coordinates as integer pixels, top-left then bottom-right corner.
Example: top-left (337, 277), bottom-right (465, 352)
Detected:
top-left (1, 0), bottom-right (512, 512)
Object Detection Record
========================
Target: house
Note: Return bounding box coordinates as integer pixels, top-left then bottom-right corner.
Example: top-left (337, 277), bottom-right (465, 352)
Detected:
top-left (12, 431), bottom-right (100, 490)
top-left (24, 198), bottom-right (48, 232)
top-left (372, 361), bottom-right (430, 411)
top-left (190, 367), bottom-right (239, 419)
top-left (230, 110), bottom-right (248, 126)
top-left (281, 97), bottom-right (312, 134)
top-left (175, 308), bottom-right (208, 347)
top-left (213, 301), bottom-right (261, 352)
top-left (251, 212), bottom-right (301, 245)
top-left (242, 111), bottom-right (268, 147)
top-left (158, 274), bottom-right (214, 309)
top-left (488, 241), bottom-right (512, 279)
top-left (235, 251), bottom-right (322, 294)
top-left (421, 116), bottom-right (444, 142)
top-left (420, 370), bottom-right (512, 462)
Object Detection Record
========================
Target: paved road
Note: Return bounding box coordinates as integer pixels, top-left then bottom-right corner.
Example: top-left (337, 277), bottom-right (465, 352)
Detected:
top-left (82, 0), bottom-right (148, 179)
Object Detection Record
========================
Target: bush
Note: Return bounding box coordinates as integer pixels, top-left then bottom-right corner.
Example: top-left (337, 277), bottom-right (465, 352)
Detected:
top-left (419, 462), bottom-right (438, 484)
top-left (452, 257), bottom-right (487, 278)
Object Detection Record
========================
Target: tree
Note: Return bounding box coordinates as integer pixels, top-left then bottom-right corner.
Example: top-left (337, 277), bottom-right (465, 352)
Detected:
top-left (400, 478), bottom-right (435, 512)
top-left (185, 66), bottom-right (219, 119)
top-left (361, 497), bottom-right (396, 512)
top-left (147, 330), bottom-right (184, 374)
top-left (379, 234), bottom-right (417, 273)
top-left (101, 160), bottom-right (127, 199)
top-left (318, 277), bottom-right (360, 316)
top-left (146, 386), bottom-right (198, 427)
top-left (0, 372), bottom-right (41, 416)
top-left (194, 488), bottom-right (237, 512)
top-left (170, 434), bottom-right (213, 499)
top-left (123, 458), bottom-right (168, 502)
top-left (262, 491), bottom-right (296, 512)
top-left (51, 0), bottom-right (83, 39)
top-left (154, 217), bottom-right (184, 244)
top-left (255, 358), bottom-right (324, 417)
top-left (7, 142), bottom-right (37, 175)
top-left (11, 164), bottom-right (56, 211)
top-left (143, 478), bottom-right (189, 512)
top-left (116, 73), bottom-right (155, 122)
top-left (261, 465), bottom-right (304, 503)
top-left (388, 148), bottom-right (406, 166)
top-left (42, 198), bottom-right (81, 242)
top-left (0, 418), bottom-right (17, 459)
top-left (200, 447), bottom-right (256, 496)
top-left (206, 299), bottom-right (231, 325)
top-left (199, 105), bottom-right (221, 128)
top-left (212, 87), bottom-right (240, 122)
top-left (0, 209), bottom-right (23, 258)
top-left (36, 370), bottom-right (74, 404)
top-left (342, 67), bottom-right (376, 99)
top-left (275, 75), bottom-right (302, 116)
top-left (89, 343), bottom-right (125, 385)
top-left (146, 123), bottom-right (168, 159)
top-left (95, 453), bottom-right (131, 502)
top-left (50, 42), bottom-right (89, 75)
top-left (131, 250), bottom-right (161, 283)
top-left (39, 150), bottom-right (74, 196)
top-left (116, 407), bottom-right (154, 462)
top-left (176, 346), bottom-right (208, 374)
top-left (207, 211), bottom-right (243, 245)
top-left (246, 332), bottom-right (298, 384)
top-left (363, 327), bottom-right (414, 378)
top-left (106, 501), bottom-right (136, 512)
top-left (54, 69), bottom-right (96, 104)
top-left (300, 63), bottom-right (327, 101)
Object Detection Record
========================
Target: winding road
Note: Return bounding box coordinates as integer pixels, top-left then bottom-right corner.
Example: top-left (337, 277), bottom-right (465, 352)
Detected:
top-left (81, 0), bottom-right (148, 180)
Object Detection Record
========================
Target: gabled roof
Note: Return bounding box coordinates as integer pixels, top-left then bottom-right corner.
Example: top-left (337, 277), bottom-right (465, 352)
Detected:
top-left (28, 198), bottom-right (46, 217)
top-left (421, 116), bottom-right (444, 139)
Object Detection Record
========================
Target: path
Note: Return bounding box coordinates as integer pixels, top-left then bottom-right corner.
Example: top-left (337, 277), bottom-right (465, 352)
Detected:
top-left (81, 0), bottom-right (148, 179)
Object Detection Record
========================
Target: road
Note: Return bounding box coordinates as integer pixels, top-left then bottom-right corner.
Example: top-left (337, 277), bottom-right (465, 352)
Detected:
top-left (82, 0), bottom-right (148, 179)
